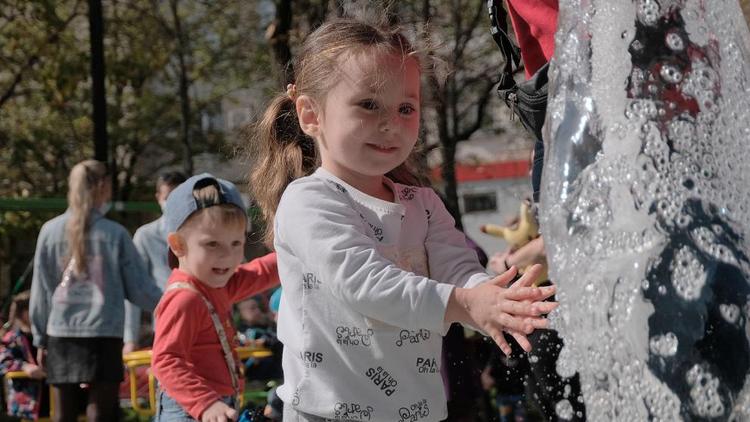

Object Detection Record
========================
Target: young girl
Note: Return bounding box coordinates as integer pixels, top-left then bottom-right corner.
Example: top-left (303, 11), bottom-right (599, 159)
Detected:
top-left (30, 160), bottom-right (163, 422)
top-left (250, 19), bottom-right (557, 422)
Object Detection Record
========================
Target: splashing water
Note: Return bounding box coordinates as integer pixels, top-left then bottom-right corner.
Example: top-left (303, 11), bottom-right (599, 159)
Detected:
top-left (540, 0), bottom-right (750, 420)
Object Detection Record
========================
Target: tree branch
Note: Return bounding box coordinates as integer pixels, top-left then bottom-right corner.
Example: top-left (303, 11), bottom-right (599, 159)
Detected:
top-left (456, 76), bottom-right (499, 141)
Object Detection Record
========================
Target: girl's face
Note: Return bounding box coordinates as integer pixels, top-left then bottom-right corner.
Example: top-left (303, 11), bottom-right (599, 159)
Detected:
top-left (299, 52), bottom-right (421, 194)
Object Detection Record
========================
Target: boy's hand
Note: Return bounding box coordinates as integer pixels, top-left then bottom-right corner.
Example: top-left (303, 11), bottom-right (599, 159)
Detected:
top-left (446, 264), bottom-right (557, 355)
top-left (201, 401), bottom-right (238, 422)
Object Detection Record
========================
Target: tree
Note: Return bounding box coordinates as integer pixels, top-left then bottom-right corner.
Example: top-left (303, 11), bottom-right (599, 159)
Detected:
top-left (416, 0), bottom-right (503, 227)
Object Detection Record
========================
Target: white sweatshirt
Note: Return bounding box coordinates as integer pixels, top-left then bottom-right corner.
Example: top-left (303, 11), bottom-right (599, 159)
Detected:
top-left (274, 168), bottom-right (490, 422)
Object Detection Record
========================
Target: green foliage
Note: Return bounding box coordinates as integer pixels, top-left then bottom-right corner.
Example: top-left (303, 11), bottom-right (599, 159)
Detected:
top-left (0, 0), bottom-right (272, 287)
top-left (0, 0), bottom-right (271, 202)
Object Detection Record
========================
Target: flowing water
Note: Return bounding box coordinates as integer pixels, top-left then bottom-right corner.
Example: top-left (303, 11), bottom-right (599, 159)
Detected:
top-left (540, 0), bottom-right (750, 419)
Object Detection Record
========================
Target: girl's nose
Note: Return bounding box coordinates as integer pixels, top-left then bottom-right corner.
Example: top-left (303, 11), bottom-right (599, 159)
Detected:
top-left (379, 112), bottom-right (395, 133)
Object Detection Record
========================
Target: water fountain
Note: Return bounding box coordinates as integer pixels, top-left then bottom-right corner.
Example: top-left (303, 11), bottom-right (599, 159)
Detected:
top-left (540, 0), bottom-right (750, 419)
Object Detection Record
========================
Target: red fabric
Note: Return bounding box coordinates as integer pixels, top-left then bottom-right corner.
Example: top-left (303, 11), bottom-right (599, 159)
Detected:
top-left (506, 0), bottom-right (559, 78)
top-left (151, 252), bottom-right (279, 420)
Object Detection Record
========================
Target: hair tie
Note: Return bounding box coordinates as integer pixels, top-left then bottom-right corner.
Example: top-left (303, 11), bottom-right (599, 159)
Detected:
top-left (286, 83), bottom-right (297, 101)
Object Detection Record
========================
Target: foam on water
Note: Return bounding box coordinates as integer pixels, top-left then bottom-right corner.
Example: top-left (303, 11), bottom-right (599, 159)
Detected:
top-left (540, 0), bottom-right (750, 419)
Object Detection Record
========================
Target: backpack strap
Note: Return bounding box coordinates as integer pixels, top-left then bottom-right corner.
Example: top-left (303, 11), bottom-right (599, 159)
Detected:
top-left (488, 0), bottom-right (521, 90)
top-left (165, 282), bottom-right (240, 403)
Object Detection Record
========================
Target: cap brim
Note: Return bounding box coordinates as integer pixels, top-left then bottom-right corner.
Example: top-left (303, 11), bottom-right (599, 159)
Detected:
top-left (168, 248), bottom-right (179, 269)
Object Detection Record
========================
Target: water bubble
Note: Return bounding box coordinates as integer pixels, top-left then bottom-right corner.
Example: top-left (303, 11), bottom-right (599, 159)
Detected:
top-left (670, 246), bottom-right (707, 301)
top-left (719, 303), bottom-right (740, 324)
top-left (649, 332), bottom-right (679, 356)
top-left (556, 399), bottom-right (574, 420)
top-left (666, 32), bottom-right (685, 50)
top-left (638, 0), bottom-right (661, 26)
top-left (687, 365), bottom-right (725, 417)
top-left (660, 64), bottom-right (683, 84)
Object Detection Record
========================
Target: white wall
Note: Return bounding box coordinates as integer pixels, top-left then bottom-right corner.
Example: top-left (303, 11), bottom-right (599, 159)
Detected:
top-left (457, 177), bottom-right (533, 264)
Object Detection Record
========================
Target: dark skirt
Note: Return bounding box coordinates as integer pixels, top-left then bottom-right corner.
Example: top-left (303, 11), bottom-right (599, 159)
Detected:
top-left (46, 336), bottom-right (124, 385)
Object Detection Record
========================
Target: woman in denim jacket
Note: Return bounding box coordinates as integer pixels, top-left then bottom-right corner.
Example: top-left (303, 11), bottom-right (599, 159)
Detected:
top-left (29, 160), bottom-right (163, 422)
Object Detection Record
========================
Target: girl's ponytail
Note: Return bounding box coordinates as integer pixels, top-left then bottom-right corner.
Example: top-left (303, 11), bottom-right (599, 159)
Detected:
top-left (66, 160), bottom-right (108, 274)
top-left (249, 93), bottom-right (317, 247)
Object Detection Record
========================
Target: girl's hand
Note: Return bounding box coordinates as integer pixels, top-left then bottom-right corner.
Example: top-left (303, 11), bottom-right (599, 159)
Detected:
top-left (201, 400), bottom-right (238, 422)
top-left (36, 348), bottom-right (46, 371)
top-left (122, 342), bottom-right (136, 355)
top-left (22, 362), bottom-right (46, 379)
top-left (446, 264), bottom-right (557, 355)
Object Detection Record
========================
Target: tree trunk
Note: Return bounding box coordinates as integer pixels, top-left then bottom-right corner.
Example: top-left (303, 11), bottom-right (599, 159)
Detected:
top-left (440, 140), bottom-right (462, 229)
top-left (170, 0), bottom-right (193, 175)
top-left (268, 0), bottom-right (294, 85)
top-left (88, 0), bottom-right (108, 164)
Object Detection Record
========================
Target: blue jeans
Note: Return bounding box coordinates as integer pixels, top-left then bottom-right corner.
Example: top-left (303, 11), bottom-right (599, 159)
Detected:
top-left (156, 390), bottom-right (236, 421)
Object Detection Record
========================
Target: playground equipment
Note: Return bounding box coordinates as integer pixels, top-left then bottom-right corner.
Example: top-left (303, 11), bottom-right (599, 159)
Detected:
top-left (3, 345), bottom-right (273, 421)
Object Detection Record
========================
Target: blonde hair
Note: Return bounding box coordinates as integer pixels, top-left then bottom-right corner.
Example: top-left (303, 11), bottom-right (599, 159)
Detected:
top-left (66, 160), bottom-right (108, 274)
top-left (249, 18), bottom-right (426, 247)
top-left (179, 183), bottom-right (247, 232)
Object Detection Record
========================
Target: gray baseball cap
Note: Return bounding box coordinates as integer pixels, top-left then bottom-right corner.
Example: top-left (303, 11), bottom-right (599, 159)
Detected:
top-left (164, 173), bottom-right (246, 268)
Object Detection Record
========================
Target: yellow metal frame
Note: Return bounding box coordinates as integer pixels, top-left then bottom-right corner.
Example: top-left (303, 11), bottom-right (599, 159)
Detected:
top-left (121, 346), bottom-right (272, 416)
top-left (2, 346), bottom-right (272, 419)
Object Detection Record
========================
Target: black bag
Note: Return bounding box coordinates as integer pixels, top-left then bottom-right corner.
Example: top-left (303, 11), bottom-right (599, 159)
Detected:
top-left (488, 0), bottom-right (549, 201)
top-left (488, 0), bottom-right (549, 144)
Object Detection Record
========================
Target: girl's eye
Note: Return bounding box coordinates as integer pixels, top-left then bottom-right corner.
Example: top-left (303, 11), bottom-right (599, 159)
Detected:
top-left (399, 104), bottom-right (416, 115)
top-left (358, 100), bottom-right (378, 110)
top-left (206, 241), bottom-right (218, 248)
top-left (232, 241), bottom-right (242, 247)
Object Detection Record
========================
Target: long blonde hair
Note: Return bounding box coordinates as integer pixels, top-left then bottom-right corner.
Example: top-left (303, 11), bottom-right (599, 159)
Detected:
top-left (249, 19), bottom-right (425, 247)
top-left (66, 160), bottom-right (109, 274)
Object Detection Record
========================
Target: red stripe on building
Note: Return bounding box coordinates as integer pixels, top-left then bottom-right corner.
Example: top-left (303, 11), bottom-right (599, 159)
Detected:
top-left (431, 160), bottom-right (531, 182)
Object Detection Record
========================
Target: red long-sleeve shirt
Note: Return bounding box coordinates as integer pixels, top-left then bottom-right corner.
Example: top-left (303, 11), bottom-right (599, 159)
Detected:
top-left (506, 0), bottom-right (559, 78)
top-left (151, 252), bottom-right (279, 420)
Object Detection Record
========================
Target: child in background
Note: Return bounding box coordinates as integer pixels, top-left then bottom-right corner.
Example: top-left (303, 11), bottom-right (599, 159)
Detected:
top-left (0, 291), bottom-right (49, 420)
top-left (236, 296), bottom-right (273, 347)
top-left (151, 174), bottom-right (279, 422)
top-left (236, 296), bottom-right (282, 382)
top-left (250, 18), bottom-right (557, 421)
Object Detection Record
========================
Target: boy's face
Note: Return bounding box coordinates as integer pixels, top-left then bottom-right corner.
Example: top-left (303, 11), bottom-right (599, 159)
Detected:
top-left (174, 215), bottom-right (246, 288)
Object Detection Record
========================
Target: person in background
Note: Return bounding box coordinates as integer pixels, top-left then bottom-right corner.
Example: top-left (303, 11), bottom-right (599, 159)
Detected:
top-left (30, 159), bottom-right (163, 422)
top-left (123, 171), bottom-right (187, 354)
top-left (0, 291), bottom-right (49, 420)
top-left (236, 296), bottom-right (282, 382)
top-left (262, 287), bottom-right (284, 421)
top-left (151, 173), bottom-right (280, 421)
top-left (490, 2), bottom-right (586, 419)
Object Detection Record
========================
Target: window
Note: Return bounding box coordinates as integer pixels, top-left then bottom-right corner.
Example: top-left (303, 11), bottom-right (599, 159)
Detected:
top-left (463, 192), bottom-right (497, 213)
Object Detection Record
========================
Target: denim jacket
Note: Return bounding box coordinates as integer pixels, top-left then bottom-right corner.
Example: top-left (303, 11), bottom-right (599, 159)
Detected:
top-left (30, 210), bottom-right (163, 348)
